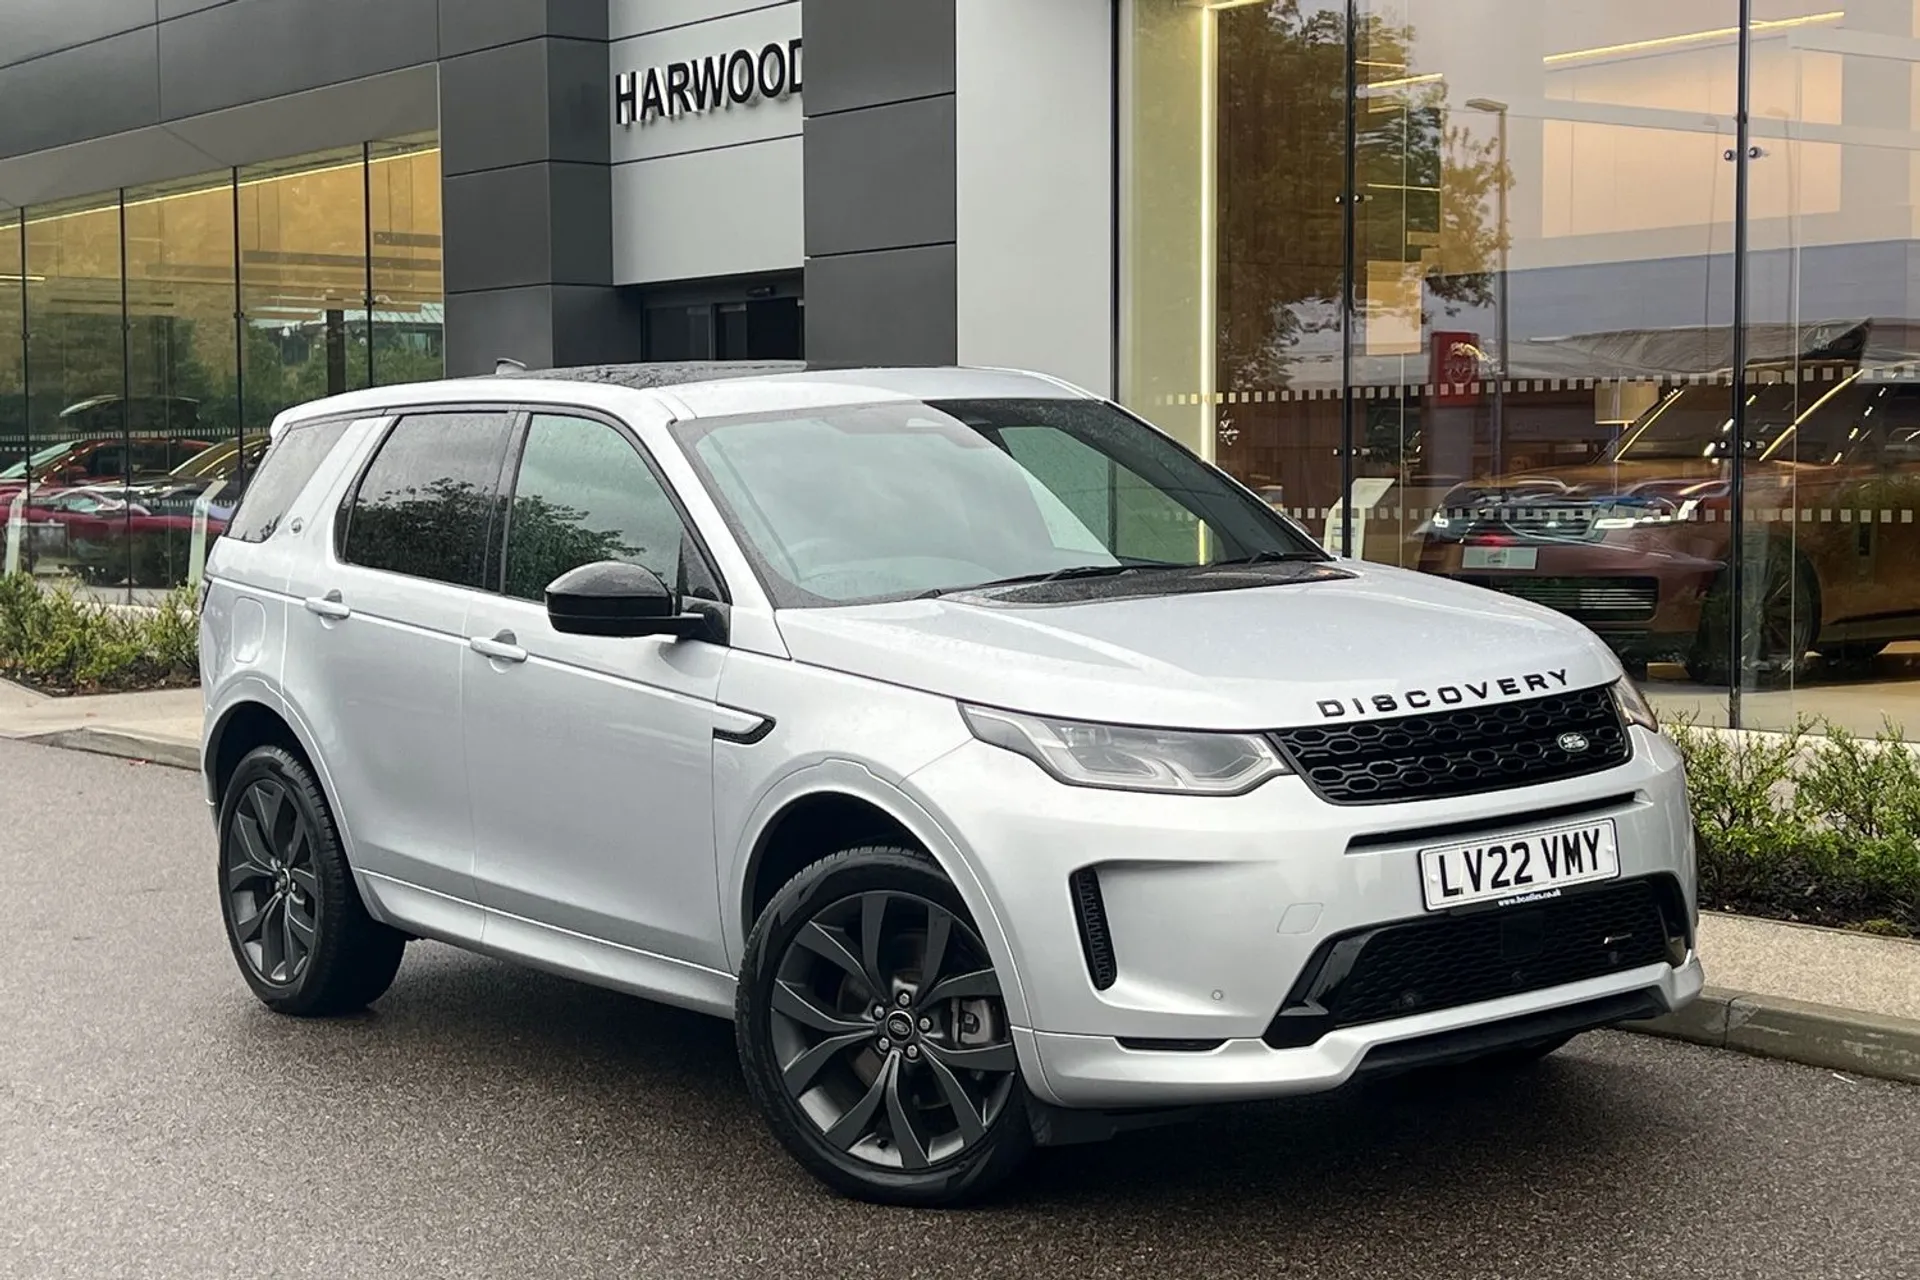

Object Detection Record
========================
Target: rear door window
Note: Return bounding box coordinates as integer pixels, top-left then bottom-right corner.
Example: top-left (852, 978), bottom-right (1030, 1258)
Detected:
top-left (338, 411), bottom-right (515, 589)
top-left (226, 419), bottom-right (356, 543)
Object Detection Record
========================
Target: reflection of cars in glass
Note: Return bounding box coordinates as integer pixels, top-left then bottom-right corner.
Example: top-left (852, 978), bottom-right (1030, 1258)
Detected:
top-left (202, 366), bottom-right (1698, 1205)
top-left (8, 431), bottom-right (258, 587)
top-left (1418, 371), bottom-right (1920, 680)
top-left (0, 394), bottom-right (204, 481)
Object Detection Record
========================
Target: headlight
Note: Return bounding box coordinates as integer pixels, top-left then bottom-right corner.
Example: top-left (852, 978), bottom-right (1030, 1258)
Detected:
top-left (1593, 499), bottom-right (1699, 530)
top-left (960, 705), bottom-right (1291, 795)
top-left (1612, 676), bottom-right (1660, 733)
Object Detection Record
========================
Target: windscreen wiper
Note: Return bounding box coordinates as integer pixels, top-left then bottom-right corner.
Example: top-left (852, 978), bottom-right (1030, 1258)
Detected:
top-left (919, 564), bottom-right (1132, 599)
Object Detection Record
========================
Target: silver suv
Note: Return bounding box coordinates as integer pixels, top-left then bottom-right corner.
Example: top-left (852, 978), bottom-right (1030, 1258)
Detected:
top-left (199, 365), bottom-right (1701, 1204)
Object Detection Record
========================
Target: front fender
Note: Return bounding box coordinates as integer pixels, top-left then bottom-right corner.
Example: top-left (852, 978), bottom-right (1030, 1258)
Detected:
top-left (720, 754), bottom-right (1032, 1032)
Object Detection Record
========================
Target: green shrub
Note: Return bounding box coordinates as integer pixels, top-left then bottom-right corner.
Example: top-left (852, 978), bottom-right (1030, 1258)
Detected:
top-left (1667, 714), bottom-right (1920, 936)
top-left (0, 574), bottom-right (199, 695)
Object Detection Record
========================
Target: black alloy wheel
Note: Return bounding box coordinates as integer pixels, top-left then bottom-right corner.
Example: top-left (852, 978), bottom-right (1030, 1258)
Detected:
top-left (1688, 544), bottom-right (1817, 686)
top-left (737, 847), bottom-right (1032, 1205)
top-left (226, 774), bottom-right (323, 987)
top-left (217, 745), bottom-right (406, 1016)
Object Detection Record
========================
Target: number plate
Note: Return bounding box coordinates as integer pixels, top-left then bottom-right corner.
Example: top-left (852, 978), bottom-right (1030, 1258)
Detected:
top-left (1419, 819), bottom-right (1619, 911)
top-left (1462, 545), bottom-right (1538, 570)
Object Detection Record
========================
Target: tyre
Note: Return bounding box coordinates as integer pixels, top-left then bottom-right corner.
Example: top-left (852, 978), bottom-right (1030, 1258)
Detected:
top-left (736, 846), bottom-right (1032, 1206)
top-left (1686, 545), bottom-right (1817, 686)
top-left (217, 744), bottom-right (406, 1016)
top-left (1817, 640), bottom-right (1887, 670)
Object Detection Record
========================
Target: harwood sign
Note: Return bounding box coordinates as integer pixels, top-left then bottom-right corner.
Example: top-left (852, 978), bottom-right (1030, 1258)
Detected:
top-left (615, 38), bottom-right (804, 125)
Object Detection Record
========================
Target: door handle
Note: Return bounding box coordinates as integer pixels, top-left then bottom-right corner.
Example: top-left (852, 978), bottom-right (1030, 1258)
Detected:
top-left (469, 630), bottom-right (528, 664)
top-left (303, 590), bottom-right (351, 620)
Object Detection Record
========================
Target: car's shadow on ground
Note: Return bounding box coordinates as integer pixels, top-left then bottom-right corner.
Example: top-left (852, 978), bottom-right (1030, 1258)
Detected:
top-left (236, 940), bottom-right (1707, 1235)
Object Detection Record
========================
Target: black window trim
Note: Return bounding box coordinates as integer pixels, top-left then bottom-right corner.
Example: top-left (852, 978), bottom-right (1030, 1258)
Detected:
top-left (333, 398), bottom-right (732, 607)
top-left (334, 402), bottom-right (522, 592)
top-left (225, 409), bottom-right (363, 546)
top-left (491, 403), bottom-right (733, 607)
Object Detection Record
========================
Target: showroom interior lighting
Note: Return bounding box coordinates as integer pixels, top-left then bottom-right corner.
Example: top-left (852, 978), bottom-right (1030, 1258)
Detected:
top-left (1545, 11), bottom-right (1845, 66)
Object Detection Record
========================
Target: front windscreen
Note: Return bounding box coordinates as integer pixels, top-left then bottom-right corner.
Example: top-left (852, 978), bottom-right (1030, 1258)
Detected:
top-left (671, 396), bottom-right (1324, 607)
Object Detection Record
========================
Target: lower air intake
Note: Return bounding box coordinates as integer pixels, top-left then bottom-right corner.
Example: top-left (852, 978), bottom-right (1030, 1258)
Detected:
top-left (1070, 867), bottom-right (1118, 991)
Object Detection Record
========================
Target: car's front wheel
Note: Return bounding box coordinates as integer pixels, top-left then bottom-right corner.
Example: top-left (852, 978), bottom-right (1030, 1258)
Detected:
top-left (217, 745), bottom-right (406, 1016)
top-left (736, 846), bottom-right (1032, 1205)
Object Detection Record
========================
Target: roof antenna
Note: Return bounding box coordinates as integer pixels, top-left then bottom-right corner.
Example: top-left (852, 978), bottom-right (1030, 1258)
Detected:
top-left (495, 356), bottom-right (527, 376)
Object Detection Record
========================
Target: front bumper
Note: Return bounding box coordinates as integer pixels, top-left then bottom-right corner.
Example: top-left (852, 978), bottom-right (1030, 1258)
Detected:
top-left (903, 726), bottom-right (1699, 1110)
top-left (1018, 954), bottom-right (1701, 1107)
top-left (1416, 537), bottom-right (1722, 653)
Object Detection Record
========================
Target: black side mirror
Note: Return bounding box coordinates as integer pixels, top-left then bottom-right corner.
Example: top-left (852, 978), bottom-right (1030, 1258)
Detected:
top-left (545, 560), bottom-right (711, 640)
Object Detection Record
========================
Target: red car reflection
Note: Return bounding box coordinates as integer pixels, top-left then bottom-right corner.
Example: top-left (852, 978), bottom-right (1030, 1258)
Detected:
top-left (1418, 373), bottom-right (1920, 682)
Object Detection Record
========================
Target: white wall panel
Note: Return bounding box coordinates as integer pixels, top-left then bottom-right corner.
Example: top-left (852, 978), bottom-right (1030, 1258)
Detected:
top-left (610, 1), bottom-right (803, 284)
top-left (955, 0), bottom-right (1113, 396)
top-left (612, 135), bottom-right (803, 284)
top-left (609, 3), bottom-right (803, 162)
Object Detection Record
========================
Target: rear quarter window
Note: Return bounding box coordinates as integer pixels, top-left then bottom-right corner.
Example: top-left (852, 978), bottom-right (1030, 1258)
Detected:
top-left (226, 419), bottom-right (354, 543)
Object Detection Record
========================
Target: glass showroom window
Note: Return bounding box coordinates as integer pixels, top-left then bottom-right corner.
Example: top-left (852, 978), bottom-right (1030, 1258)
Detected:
top-left (0, 137), bottom-right (444, 604)
top-left (1121, 1), bottom-right (1920, 738)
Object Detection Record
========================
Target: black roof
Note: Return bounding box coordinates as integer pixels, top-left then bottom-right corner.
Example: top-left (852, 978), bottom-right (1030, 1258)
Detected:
top-left (489, 360), bottom-right (808, 388)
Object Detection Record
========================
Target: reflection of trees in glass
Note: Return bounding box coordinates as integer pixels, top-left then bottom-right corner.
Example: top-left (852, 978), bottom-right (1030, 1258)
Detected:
top-left (503, 494), bottom-right (644, 602)
top-left (348, 476), bottom-right (499, 589)
top-left (1214, 2), bottom-right (1508, 388)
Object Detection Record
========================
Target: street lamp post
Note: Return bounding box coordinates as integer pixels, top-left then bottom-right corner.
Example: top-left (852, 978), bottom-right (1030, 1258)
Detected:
top-left (1466, 98), bottom-right (1509, 476)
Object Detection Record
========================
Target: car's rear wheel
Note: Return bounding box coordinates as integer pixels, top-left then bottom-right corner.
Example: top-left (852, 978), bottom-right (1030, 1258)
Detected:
top-left (1817, 640), bottom-right (1888, 670)
top-left (1686, 544), bottom-right (1817, 686)
top-left (736, 846), bottom-right (1032, 1206)
top-left (218, 745), bottom-right (406, 1016)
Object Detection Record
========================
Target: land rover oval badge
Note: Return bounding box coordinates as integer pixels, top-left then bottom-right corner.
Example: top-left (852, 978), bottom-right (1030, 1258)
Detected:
top-left (1557, 731), bottom-right (1590, 754)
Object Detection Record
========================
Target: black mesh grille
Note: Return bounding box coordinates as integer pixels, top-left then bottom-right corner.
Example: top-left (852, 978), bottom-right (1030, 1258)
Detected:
top-left (1070, 868), bottom-right (1117, 990)
top-left (1264, 876), bottom-right (1686, 1049)
top-left (1272, 683), bottom-right (1630, 805)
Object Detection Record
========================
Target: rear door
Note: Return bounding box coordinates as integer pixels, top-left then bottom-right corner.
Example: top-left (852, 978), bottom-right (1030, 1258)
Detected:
top-left (281, 408), bottom-right (515, 911)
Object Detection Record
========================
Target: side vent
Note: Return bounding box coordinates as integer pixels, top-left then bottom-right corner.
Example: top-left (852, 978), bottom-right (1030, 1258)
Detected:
top-left (1069, 867), bottom-right (1118, 990)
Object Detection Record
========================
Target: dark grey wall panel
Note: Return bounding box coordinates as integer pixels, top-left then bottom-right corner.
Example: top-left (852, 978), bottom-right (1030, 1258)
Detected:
top-left (804, 95), bottom-right (954, 257)
top-left (0, 0), bottom-right (156, 71)
top-left (801, 0), bottom-right (954, 117)
top-left (446, 286), bottom-right (559, 375)
top-left (805, 244), bottom-right (957, 367)
top-left (550, 284), bottom-right (645, 366)
top-left (156, 0), bottom-right (438, 121)
top-left (546, 36), bottom-right (610, 163)
top-left (440, 0), bottom-right (606, 58)
top-left (444, 285), bottom-right (643, 376)
top-left (441, 40), bottom-right (552, 176)
top-left (167, 66), bottom-right (439, 170)
top-left (444, 161), bottom-right (610, 293)
top-left (0, 28), bottom-right (162, 159)
top-left (159, 0), bottom-right (235, 18)
top-left (443, 37), bottom-right (606, 175)
top-left (548, 163), bottom-right (611, 285)
top-left (444, 165), bottom-right (555, 294)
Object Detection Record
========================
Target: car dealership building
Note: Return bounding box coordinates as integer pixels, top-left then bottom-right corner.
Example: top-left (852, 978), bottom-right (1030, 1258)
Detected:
top-left (4, 0), bottom-right (1920, 735)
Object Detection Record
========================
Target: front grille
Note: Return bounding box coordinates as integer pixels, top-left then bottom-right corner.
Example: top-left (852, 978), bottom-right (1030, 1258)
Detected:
top-left (1070, 867), bottom-right (1117, 990)
top-left (1272, 683), bottom-right (1630, 805)
top-left (1264, 876), bottom-right (1687, 1049)
top-left (1461, 575), bottom-right (1658, 623)
top-left (1450, 505), bottom-right (1596, 539)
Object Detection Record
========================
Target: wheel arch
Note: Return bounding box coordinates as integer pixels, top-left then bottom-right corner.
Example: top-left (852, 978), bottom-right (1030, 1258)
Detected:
top-left (726, 762), bottom-right (1032, 1030)
top-left (204, 683), bottom-right (348, 850)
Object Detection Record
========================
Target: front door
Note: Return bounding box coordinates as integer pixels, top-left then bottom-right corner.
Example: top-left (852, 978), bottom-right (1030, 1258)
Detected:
top-left (461, 411), bottom-right (731, 970)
